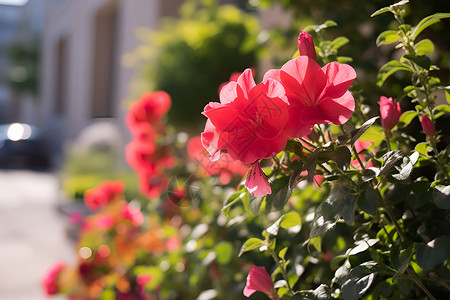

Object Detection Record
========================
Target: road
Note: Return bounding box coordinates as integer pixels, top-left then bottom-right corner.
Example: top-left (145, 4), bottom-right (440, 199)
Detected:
top-left (0, 170), bottom-right (73, 300)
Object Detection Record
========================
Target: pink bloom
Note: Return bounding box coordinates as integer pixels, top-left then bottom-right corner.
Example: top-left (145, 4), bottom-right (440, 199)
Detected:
top-left (297, 30), bottom-right (317, 61)
top-left (165, 236), bottom-right (181, 252)
top-left (243, 265), bottom-right (276, 298)
top-left (136, 274), bottom-right (152, 285)
top-left (68, 211), bottom-right (83, 224)
top-left (264, 56), bottom-right (356, 138)
top-left (126, 91), bottom-right (171, 131)
top-left (202, 68), bottom-right (289, 164)
top-left (95, 214), bottom-right (115, 229)
top-left (121, 204), bottom-right (144, 227)
top-left (84, 181), bottom-right (125, 211)
top-left (351, 140), bottom-right (374, 169)
top-left (378, 96), bottom-right (401, 130)
top-left (42, 262), bottom-right (65, 296)
top-left (245, 162), bottom-right (272, 197)
top-left (421, 115), bottom-right (435, 137)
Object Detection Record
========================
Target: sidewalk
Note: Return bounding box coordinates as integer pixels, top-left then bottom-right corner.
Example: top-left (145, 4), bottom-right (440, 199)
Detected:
top-left (0, 170), bottom-right (73, 300)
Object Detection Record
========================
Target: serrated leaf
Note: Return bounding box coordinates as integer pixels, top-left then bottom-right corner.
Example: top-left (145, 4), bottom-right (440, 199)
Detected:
top-left (397, 111), bottom-right (417, 128)
top-left (351, 117), bottom-right (380, 145)
top-left (433, 185), bottom-right (450, 209)
top-left (416, 236), bottom-right (450, 271)
top-left (238, 238), bottom-right (265, 256)
top-left (411, 13), bottom-right (450, 41)
top-left (415, 39), bottom-right (434, 55)
top-left (377, 60), bottom-right (414, 87)
top-left (376, 30), bottom-right (400, 46)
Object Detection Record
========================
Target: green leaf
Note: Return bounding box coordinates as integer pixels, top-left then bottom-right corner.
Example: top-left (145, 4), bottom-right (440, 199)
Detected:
top-left (411, 13), bottom-right (450, 41)
top-left (403, 54), bottom-right (431, 70)
top-left (415, 142), bottom-right (431, 157)
top-left (249, 195), bottom-right (263, 215)
top-left (279, 247), bottom-right (288, 260)
top-left (309, 185), bottom-right (356, 240)
top-left (433, 104), bottom-right (450, 117)
top-left (446, 91), bottom-right (450, 104)
top-left (416, 236), bottom-right (450, 271)
top-left (397, 111), bottom-right (417, 128)
top-left (281, 211), bottom-right (302, 229)
top-left (266, 176), bottom-right (292, 211)
top-left (214, 242), bottom-right (233, 265)
top-left (379, 150), bottom-right (403, 176)
top-left (392, 246), bottom-right (414, 281)
top-left (238, 238), bottom-right (265, 256)
top-left (361, 167), bottom-right (380, 182)
top-left (341, 262), bottom-right (380, 300)
top-left (133, 266), bottom-right (163, 290)
top-left (376, 30), bottom-right (400, 46)
top-left (377, 60), bottom-right (414, 87)
top-left (290, 284), bottom-right (331, 300)
top-left (331, 36), bottom-right (349, 51)
top-left (415, 39), bottom-right (434, 55)
top-left (358, 125), bottom-right (385, 146)
top-left (433, 185), bottom-right (450, 209)
top-left (351, 117), bottom-right (380, 144)
top-left (306, 149), bottom-right (320, 183)
top-left (392, 151), bottom-right (419, 181)
top-left (370, 7), bottom-right (391, 18)
top-left (358, 188), bottom-right (378, 215)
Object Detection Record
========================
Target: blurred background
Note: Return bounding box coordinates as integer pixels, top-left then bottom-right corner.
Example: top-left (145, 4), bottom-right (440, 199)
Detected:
top-left (0, 0), bottom-right (448, 299)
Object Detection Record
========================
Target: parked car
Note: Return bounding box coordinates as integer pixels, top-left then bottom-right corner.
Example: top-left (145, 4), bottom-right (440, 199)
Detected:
top-left (0, 123), bottom-right (51, 170)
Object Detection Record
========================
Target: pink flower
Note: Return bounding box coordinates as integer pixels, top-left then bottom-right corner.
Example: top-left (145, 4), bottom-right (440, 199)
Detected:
top-left (378, 96), bottom-right (401, 130)
top-left (351, 140), bottom-right (374, 169)
top-left (121, 204), bottom-right (144, 227)
top-left (243, 265), bottom-right (276, 298)
top-left (126, 91), bottom-right (171, 131)
top-left (84, 181), bottom-right (125, 211)
top-left (202, 68), bottom-right (289, 165)
top-left (165, 236), bottom-right (181, 252)
top-left (136, 274), bottom-right (152, 285)
top-left (245, 162), bottom-right (272, 197)
top-left (297, 30), bottom-right (317, 61)
top-left (42, 262), bottom-right (65, 296)
top-left (421, 115), bottom-right (435, 137)
top-left (264, 56), bottom-right (356, 138)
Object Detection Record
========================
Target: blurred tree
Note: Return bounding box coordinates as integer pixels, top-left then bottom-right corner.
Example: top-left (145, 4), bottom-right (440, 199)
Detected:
top-left (125, 0), bottom-right (262, 131)
top-left (7, 38), bottom-right (40, 97)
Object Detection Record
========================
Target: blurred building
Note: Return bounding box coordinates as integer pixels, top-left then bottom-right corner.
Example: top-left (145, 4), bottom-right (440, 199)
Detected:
top-left (38, 0), bottom-right (185, 159)
top-left (0, 3), bottom-right (23, 122)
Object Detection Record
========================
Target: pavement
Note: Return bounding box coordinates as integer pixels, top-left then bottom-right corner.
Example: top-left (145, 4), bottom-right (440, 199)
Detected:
top-left (0, 170), bottom-right (73, 300)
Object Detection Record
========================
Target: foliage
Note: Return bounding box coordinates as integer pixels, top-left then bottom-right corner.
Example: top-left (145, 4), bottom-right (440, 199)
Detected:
top-left (124, 0), bottom-right (262, 131)
top-left (46, 1), bottom-right (450, 300)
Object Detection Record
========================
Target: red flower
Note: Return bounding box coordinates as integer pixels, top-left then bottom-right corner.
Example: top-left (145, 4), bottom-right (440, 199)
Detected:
top-left (245, 162), bottom-right (272, 197)
top-left (187, 136), bottom-right (247, 184)
top-left (297, 30), bottom-right (317, 61)
top-left (202, 68), bottom-right (289, 164)
top-left (121, 204), bottom-right (144, 227)
top-left (126, 91), bottom-right (171, 131)
top-left (243, 265), bottom-right (276, 298)
top-left (264, 56), bottom-right (356, 138)
top-left (421, 115), bottom-right (435, 137)
top-left (378, 96), bottom-right (401, 130)
top-left (42, 262), bottom-right (65, 296)
top-left (84, 181), bottom-right (125, 211)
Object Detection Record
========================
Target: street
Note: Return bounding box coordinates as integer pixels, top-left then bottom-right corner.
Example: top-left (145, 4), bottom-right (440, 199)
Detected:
top-left (0, 170), bottom-right (73, 300)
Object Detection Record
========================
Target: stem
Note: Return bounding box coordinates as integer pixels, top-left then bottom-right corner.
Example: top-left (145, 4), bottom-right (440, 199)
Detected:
top-left (407, 267), bottom-right (437, 300)
top-left (385, 129), bottom-right (392, 152)
top-left (352, 145), bottom-right (366, 171)
top-left (266, 241), bottom-right (294, 295)
top-left (299, 137), bottom-right (317, 150)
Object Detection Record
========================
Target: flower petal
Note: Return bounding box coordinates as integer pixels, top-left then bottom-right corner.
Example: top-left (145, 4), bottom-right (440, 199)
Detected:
top-left (321, 62), bottom-right (356, 99)
top-left (219, 81), bottom-right (238, 104)
top-left (245, 163), bottom-right (272, 197)
top-left (237, 68), bottom-right (256, 99)
top-left (318, 91), bottom-right (355, 125)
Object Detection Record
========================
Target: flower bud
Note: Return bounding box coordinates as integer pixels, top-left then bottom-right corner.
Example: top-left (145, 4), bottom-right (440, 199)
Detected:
top-left (420, 115), bottom-right (435, 137)
top-left (297, 30), bottom-right (317, 61)
top-left (378, 96), bottom-right (401, 130)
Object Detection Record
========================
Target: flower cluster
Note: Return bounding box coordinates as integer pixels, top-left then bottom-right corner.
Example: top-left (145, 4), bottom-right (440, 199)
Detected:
top-left (126, 91), bottom-right (174, 199)
top-left (42, 181), bottom-right (181, 299)
top-left (201, 30), bottom-right (356, 197)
